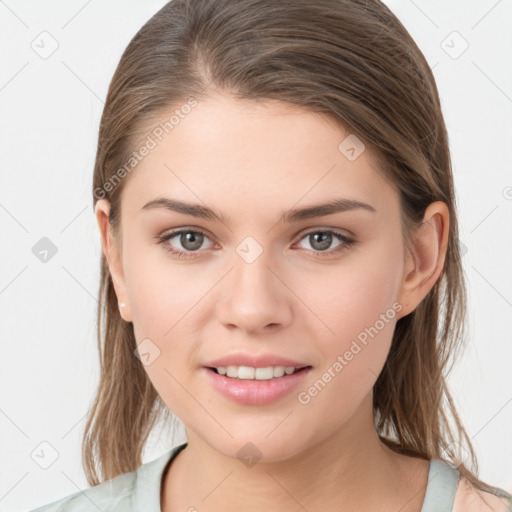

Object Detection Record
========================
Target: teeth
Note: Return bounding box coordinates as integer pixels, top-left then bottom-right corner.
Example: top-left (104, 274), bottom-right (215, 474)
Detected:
top-left (216, 366), bottom-right (301, 380)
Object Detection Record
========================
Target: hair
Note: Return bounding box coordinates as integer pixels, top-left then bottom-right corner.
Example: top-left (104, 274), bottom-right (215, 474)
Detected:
top-left (84, 0), bottom-right (509, 500)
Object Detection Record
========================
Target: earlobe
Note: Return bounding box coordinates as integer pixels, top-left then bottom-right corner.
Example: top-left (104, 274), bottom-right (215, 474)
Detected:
top-left (94, 200), bottom-right (133, 322)
top-left (396, 201), bottom-right (450, 318)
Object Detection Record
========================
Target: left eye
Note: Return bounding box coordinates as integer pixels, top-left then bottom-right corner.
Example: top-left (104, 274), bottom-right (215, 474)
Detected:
top-left (295, 229), bottom-right (354, 254)
top-left (156, 228), bottom-right (355, 259)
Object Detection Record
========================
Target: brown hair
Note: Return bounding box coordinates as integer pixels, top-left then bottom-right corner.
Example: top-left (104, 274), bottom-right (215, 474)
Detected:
top-left (85, 0), bottom-right (508, 499)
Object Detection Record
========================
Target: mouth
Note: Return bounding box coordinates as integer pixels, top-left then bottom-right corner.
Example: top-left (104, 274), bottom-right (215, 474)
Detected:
top-left (203, 365), bottom-right (313, 405)
top-left (205, 365), bottom-right (312, 381)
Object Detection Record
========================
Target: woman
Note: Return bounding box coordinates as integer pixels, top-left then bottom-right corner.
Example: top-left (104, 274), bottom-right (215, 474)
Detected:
top-left (30, 0), bottom-right (512, 510)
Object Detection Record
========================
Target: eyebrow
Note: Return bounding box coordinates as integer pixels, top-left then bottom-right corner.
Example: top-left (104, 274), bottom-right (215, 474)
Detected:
top-left (139, 196), bottom-right (376, 224)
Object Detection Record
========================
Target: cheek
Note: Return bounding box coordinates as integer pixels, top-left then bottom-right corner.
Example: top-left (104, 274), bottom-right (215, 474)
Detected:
top-left (123, 244), bottom-right (212, 382)
top-left (299, 240), bottom-right (402, 395)
top-left (123, 248), bottom-right (204, 416)
top-left (297, 268), bottom-right (399, 425)
top-left (300, 245), bottom-right (402, 346)
top-left (123, 241), bottom-right (203, 332)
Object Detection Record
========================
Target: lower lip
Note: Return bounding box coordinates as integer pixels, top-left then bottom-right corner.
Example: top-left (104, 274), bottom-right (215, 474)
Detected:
top-left (203, 366), bottom-right (312, 406)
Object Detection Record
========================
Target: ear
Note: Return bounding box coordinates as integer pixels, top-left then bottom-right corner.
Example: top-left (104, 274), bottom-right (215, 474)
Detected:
top-left (94, 199), bottom-right (133, 322)
top-left (396, 201), bottom-right (450, 319)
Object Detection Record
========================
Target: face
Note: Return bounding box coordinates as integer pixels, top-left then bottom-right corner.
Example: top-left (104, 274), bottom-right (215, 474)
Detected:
top-left (96, 92), bottom-right (414, 462)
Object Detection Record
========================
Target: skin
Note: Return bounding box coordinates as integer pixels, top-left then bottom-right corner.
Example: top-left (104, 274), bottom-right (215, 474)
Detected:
top-left (95, 91), bottom-right (450, 512)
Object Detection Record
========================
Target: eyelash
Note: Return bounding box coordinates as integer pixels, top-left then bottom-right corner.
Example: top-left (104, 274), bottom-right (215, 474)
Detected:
top-left (156, 227), bottom-right (356, 260)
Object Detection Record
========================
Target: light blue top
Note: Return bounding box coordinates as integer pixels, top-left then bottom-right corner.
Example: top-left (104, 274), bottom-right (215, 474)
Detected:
top-left (29, 443), bottom-right (512, 512)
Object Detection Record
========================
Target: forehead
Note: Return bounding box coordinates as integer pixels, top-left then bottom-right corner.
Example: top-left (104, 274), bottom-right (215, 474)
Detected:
top-left (121, 93), bottom-right (398, 222)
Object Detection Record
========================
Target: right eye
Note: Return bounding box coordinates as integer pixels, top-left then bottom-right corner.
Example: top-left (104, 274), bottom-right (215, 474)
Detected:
top-left (156, 228), bottom-right (217, 258)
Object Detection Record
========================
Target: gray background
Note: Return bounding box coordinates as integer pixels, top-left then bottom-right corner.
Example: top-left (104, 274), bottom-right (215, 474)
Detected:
top-left (1, 0), bottom-right (511, 510)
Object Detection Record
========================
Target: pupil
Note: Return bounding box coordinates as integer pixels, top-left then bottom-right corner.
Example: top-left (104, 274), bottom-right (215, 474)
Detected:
top-left (311, 232), bottom-right (331, 251)
top-left (181, 232), bottom-right (203, 251)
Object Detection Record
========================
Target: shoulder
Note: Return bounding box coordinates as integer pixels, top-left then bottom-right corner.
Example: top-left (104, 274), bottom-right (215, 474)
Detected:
top-left (27, 446), bottom-right (181, 512)
top-left (27, 470), bottom-right (136, 512)
top-left (453, 476), bottom-right (512, 512)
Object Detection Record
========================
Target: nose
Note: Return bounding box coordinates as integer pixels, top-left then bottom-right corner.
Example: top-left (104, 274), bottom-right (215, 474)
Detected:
top-left (215, 249), bottom-right (293, 335)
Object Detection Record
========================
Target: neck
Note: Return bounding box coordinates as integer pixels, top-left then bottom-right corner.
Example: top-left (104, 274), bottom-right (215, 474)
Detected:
top-left (161, 394), bottom-right (429, 512)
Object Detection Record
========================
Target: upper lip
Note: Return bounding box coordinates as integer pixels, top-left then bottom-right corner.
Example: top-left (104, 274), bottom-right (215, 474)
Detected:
top-left (204, 353), bottom-right (311, 369)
